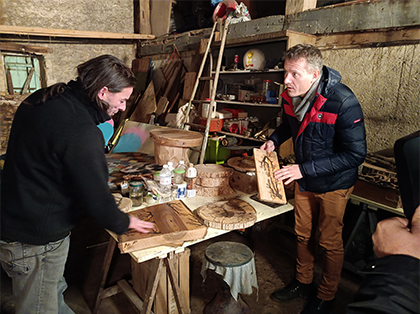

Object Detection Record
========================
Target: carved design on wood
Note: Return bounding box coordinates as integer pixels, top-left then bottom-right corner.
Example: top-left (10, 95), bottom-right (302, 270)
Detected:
top-left (253, 148), bottom-right (287, 204)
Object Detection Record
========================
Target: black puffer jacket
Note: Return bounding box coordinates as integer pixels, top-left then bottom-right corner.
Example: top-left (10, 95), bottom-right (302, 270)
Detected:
top-left (268, 66), bottom-right (367, 193)
top-left (1, 79), bottom-right (130, 245)
top-left (346, 255), bottom-right (420, 314)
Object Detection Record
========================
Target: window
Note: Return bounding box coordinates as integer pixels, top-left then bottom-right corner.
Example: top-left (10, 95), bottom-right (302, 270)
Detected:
top-left (4, 54), bottom-right (43, 94)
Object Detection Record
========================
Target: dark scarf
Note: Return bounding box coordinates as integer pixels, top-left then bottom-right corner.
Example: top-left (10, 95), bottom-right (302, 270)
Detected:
top-left (66, 79), bottom-right (110, 125)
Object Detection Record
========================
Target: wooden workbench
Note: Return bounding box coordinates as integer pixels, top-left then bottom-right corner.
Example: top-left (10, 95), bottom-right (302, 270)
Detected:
top-left (94, 192), bottom-right (293, 314)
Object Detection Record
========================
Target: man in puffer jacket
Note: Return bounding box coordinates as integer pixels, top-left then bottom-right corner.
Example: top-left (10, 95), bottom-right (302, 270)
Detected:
top-left (261, 44), bottom-right (367, 314)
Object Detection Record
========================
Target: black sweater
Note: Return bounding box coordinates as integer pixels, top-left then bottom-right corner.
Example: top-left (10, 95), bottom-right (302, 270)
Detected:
top-left (1, 80), bottom-right (129, 245)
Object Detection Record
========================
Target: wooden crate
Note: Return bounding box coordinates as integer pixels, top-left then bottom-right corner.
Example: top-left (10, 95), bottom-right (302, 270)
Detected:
top-left (132, 248), bottom-right (191, 314)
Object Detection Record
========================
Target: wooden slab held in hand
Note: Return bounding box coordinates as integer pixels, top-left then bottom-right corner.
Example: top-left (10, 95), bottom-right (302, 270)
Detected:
top-left (253, 148), bottom-right (287, 204)
top-left (197, 198), bottom-right (257, 230)
top-left (117, 200), bottom-right (207, 253)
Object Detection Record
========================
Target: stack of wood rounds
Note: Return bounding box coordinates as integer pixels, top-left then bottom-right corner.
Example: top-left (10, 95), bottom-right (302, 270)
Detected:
top-left (195, 164), bottom-right (235, 196)
top-left (226, 156), bottom-right (258, 194)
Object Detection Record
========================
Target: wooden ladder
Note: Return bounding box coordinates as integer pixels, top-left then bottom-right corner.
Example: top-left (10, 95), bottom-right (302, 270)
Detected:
top-left (181, 19), bottom-right (230, 164)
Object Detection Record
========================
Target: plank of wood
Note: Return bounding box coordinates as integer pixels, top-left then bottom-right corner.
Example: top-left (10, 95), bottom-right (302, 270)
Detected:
top-left (156, 62), bottom-right (182, 115)
top-left (6, 68), bottom-right (14, 95)
top-left (316, 27), bottom-right (420, 50)
top-left (21, 67), bottom-right (34, 95)
top-left (150, 0), bottom-right (172, 37)
top-left (196, 199), bottom-right (257, 230)
top-left (285, 0), bottom-right (317, 15)
top-left (118, 201), bottom-right (207, 253)
top-left (182, 72), bottom-right (197, 100)
top-left (132, 57), bottom-right (151, 74)
top-left (139, 0), bottom-right (152, 35)
top-left (130, 81), bottom-right (157, 123)
top-left (0, 42), bottom-right (52, 54)
top-left (0, 25), bottom-right (154, 40)
top-left (253, 148), bottom-right (287, 204)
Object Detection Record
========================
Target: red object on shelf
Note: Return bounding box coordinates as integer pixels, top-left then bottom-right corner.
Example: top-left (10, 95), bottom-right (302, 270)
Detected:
top-left (199, 117), bottom-right (224, 132)
top-left (222, 108), bottom-right (244, 118)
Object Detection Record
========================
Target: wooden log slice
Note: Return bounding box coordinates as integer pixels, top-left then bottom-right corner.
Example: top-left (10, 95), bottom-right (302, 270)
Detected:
top-left (149, 128), bottom-right (203, 148)
top-left (196, 199), bottom-right (257, 230)
top-left (195, 164), bottom-right (233, 178)
top-left (196, 184), bottom-right (236, 197)
top-left (112, 193), bottom-right (133, 213)
top-left (226, 156), bottom-right (256, 172)
top-left (196, 176), bottom-right (230, 188)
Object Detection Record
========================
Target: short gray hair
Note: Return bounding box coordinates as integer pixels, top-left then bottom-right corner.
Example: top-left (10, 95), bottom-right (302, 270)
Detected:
top-left (283, 44), bottom-right (323, 73)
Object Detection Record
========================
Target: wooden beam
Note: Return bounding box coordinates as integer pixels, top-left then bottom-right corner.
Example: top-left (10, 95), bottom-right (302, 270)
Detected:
top-left (0, 42), bottom-right (52, 54)
top-left (285, 0), bottom-right (317, 15)
top-left (0, 25), bottom-right (155, 40)
top-left (316, 26), bottom-right (420, 50)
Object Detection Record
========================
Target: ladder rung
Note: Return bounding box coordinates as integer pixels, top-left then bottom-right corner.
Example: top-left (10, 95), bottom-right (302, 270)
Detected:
top-left (199, 76), bottom-right (213, 81)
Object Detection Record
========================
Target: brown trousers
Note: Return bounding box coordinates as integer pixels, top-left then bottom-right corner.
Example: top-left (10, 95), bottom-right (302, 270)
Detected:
top-left (294, 182), bottom-right (354, 301)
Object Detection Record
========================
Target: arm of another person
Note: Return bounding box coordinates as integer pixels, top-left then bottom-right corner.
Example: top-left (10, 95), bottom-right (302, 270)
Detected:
top-left (64, 125), bottom-right (153, 235)
top-left (346, 206), bottom-right (420, 314)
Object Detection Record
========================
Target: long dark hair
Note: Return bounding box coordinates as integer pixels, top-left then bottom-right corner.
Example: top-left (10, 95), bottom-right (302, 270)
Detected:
top-left (77, 54), bottom-right (136, 111)
top-left (35, 55), bottom-right (136, 111)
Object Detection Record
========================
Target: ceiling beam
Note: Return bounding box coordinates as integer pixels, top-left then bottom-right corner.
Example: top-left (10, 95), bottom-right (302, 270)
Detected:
top-left (0, 25), bottom-right (155, 40)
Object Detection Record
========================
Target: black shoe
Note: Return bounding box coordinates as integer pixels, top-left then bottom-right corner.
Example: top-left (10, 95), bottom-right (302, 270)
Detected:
top-left (271, 278), bottom-right (313, 302)
top-left (301, 296), bottom-right (336, 314)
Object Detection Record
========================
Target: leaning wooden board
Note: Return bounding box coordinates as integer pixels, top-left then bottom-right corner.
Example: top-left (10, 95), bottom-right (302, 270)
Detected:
top-left (118, 200), bottom-right (207, 253)
top-left (253, 148), bottom-right (287, 204)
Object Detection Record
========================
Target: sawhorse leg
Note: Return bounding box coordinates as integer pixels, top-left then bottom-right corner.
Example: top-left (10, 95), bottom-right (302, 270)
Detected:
top-left (93, 236), bottom-right (117, 314)
top-left (141, 252), bottom-right (185, 314)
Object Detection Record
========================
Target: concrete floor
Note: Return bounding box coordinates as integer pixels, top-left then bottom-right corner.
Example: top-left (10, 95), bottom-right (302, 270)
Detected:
top-left (1, 211), bottom-right (364, 314)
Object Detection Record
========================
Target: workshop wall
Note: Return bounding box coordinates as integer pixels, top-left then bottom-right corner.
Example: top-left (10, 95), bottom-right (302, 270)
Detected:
top-left (323, 44), bottom-right (420, 152)
top-left (0, 0), bottom-right (137, 154)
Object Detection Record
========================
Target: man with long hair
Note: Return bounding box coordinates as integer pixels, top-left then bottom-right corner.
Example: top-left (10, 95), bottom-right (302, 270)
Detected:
top-left (1, 55), bottom-right (154, 314)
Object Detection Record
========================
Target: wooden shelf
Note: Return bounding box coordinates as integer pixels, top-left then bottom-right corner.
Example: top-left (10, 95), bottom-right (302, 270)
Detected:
top-left (217, 131), bottom-right (265, 143)
top-left (192, 99), bottom-right (279, 107)
top-left (0, 25), bottom-right (155, 40)
top-left (215, 69), bottom-right (284, 74)
top-left (216, 100), bottom-right (280, 107)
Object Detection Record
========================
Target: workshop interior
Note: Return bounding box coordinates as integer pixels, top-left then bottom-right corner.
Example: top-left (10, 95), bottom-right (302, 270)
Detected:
top-left (1, 1), bottom-right (419, 314)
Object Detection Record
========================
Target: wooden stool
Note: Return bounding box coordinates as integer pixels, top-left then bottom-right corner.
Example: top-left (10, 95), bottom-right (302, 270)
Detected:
top-left (201, 241), bottom-right (258, 314)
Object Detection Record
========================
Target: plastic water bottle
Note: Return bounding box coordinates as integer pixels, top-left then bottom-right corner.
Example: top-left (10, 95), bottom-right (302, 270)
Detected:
top-left (186, 163), bottom-right (197, 198)
top-left (173, 160), bottom-right (187, 184)
top-left (159, 165), bottom-right (172, 203)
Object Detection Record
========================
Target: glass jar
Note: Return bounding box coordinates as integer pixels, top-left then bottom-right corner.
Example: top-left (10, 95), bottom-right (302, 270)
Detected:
top-left (129, 181), bottom-right (144, 207)
top-left (173, 168), bottom-right (186, 184)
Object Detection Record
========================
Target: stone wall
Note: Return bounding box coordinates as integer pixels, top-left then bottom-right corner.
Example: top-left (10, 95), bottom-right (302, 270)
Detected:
top-left (0, 0), bottom-right (137, 154)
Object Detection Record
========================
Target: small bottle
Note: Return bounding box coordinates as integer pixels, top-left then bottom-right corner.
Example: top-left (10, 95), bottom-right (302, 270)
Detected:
top-left (173, 160), bottom-right (187, 184)
top-left (233, 54), bottom-right (239, 70)
top-left (129, 181), bottom-right (144, 207)
top-left (185, 163), bottom-right (197, 198)
top-left (159, 165), bottom-right (172, 186)
top-left (262, 79), bottom-right (272, 101)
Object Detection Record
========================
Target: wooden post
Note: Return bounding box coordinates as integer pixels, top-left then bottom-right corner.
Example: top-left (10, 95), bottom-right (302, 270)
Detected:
top-left (285, 0), bottom-right (317, 15)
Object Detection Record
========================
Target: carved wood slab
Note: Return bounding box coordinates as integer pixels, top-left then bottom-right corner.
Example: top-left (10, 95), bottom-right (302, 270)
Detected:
top-left (117, 200), bottom-right (207, 253)
top-left (253, 148), bottom-right (287, 204)
top-left (196, 199), bottom-right (257, 230)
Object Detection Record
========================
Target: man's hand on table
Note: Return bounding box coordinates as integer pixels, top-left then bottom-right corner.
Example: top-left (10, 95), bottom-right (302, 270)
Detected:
top-left (129, 216), bottom-right (155, 233)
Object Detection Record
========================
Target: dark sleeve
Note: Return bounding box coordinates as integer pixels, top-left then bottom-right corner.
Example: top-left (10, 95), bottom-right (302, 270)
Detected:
top-left (63, 124), bottom-right (130, 235)
top-left (267, 108), bottom-right (293, 148)
top-left (346, 255), bottom-right (420, 314)
top-left (300, 93), bottom-right (367, 178)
